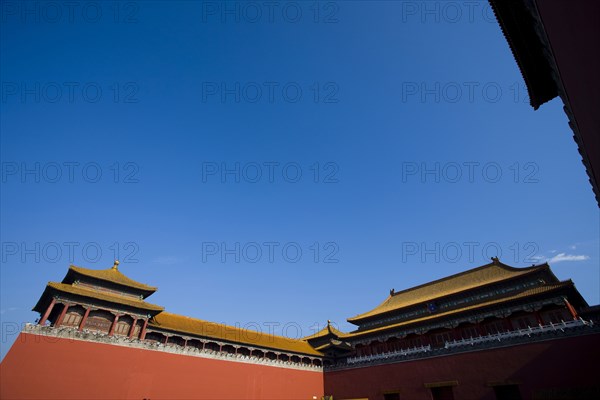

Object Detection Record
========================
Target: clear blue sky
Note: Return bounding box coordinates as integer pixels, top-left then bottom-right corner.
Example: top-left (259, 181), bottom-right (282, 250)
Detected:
top-left (1, 1), bottom-right (598, 360)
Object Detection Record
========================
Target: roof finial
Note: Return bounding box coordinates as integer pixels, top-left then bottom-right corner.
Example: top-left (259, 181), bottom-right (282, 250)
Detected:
top-left (390, 288), bottom-right (395, 296)
top-left (327, 319), bottom-right (331, 326)
top-left (112, 260), bottom-right (120, 270)
top-left (491, 256), bottom-right (499, 264)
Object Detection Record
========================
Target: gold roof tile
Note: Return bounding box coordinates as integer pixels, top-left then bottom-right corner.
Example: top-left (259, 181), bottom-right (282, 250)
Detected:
top-left (302, 322), bottom-right (349, 340)
top-left (68, 264), bottom-right (157, 292)
top-left (314, 339), bottom-right (352, 352)
top-left (46, 282), bottom-right (164, 312)
top-left (150, 312), bottom-right (323, 357)
top-left (347, 281), bottom-right (572, 338)
top-left (348, 262), bottom-right (549, 323)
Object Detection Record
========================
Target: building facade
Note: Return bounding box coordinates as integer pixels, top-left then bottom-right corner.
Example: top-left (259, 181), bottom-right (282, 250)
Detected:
top-left (488, 0), bottom-right (600, 206)
top-left (1, 259), bottom-right (599, 399)
top-left (322, 258), bottom-right (600, 399)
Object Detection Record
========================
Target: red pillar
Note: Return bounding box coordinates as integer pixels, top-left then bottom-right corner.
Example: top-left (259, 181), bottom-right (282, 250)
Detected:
top-left (39, 298), bottom-right (56, 326)
top-left (78, 307), bottom-right (91, 331)
top-left (140, 319), bottom-right (148, 340)
top-left (565, 298), bottom-right (579, 320)
top-left (108, 314), bottom-right (120, 336)
top-left (128, 318), bottom-right (138, 339)
top-left (55, 303), bottom-right (70, 327)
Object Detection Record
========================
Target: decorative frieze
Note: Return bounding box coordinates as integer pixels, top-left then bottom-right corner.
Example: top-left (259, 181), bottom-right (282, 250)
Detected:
top-left (336, 318), bottom-right (596, 371)
top-left (22, 324), bottom-right (322, 372)
top-left (352, 297), bottom-right (566, 345)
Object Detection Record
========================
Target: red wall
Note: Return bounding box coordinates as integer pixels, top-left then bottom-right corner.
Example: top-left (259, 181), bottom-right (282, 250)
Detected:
top-left (3, 332), bottom-right (599, 400)
top-left (325, 333), bottom-right (600, 400)
top-left (0, 332), bottom-right (323, 400)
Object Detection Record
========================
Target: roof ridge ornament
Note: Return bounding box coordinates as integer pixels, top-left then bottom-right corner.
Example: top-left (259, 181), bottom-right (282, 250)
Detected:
top-left (491, 256), bottom-right (500, 264)
top-left (112, 260), bottom-right (120, 270)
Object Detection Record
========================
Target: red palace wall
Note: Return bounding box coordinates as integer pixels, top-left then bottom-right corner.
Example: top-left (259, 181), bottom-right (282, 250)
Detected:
top-left (3, 332), bottom-right (600, 400)
top-left (325, 333), bottom-right (600, 400)
top-left (0, 332), bottom-right (324, 400)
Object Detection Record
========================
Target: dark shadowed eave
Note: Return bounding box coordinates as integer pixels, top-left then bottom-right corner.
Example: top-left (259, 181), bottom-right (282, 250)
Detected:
top-left (32, 282), bottom-right (164, 314)
top-left (487, 0), bottom-right (557, 110)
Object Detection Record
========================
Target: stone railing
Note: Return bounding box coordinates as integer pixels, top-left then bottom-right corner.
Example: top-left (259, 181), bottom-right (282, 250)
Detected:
top-left (347, 345), bottom-right (431, 364)
top-left (329, 318), bottom-right (597, 371)
top-left (21, 324), bottom-right (322, 372)
top-left (444, 318), bottom-right (591, 349)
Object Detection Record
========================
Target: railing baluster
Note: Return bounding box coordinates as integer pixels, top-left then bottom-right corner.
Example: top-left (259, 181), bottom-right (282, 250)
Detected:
top-left (338, 319), bottom-right (592, 367)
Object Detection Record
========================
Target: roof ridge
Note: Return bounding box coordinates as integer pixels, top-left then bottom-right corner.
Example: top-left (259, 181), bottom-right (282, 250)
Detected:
top-left (302, 321), bottom-right (348, 340)
top-left (347, 279), bottom-right (572, 338)
top-left (68, 264), bottom-right (158, 292)
top-left (348, 262), bottom-right (550, 323)
top-left (389, 261), bottom-right (547, 298)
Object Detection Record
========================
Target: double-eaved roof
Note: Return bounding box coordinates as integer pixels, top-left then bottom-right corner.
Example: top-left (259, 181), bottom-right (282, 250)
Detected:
top-left (33, 263), bottom-right (323, 357)
top-left (347, 280), bottom-right (576, 339)
top-left (347, 260), bottom-right (554, 324)
top-left (32, 260), bottom-right (589, 356)
top-left (33, 264), bottom-right (164, 315)
top-left (41, 282), bottom-right (164, 312)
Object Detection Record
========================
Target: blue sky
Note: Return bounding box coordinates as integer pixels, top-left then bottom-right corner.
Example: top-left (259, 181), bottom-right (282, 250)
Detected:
top-left (1, 1), bottom-right (598, 360)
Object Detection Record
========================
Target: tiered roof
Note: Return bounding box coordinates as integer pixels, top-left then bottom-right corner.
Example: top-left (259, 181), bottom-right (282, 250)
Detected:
top-left (63, 263), bottom-right (157, 296)
top-left (33, 262), bottom-right (164, 314)
top-left (42, 282), bottom-right (164, 312)
top-left (302, 321), bottom-right (353, 355)
top-left (348, 260), bottom-right (553, 324)
top-left (32, 261), bottom-right (588, 357)
top-left (303, 321), bottom-right (349, 341)
top-left (33, 262), bottom-right (322, 357)
top-left (347, 280), bottom-right (576, 338)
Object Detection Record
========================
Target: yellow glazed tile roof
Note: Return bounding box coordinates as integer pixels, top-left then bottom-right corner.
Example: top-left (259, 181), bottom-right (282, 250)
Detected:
top-left (347, 281), bottom-right (571, 338)
top-left (348, 262), bottom-right (549, 323)
top-left (314, 339), bottom-right (352, 352)
top-left (68, 265), bottom-right (157, 292)
top-left (302, 322), bottom-right (349, 340)
top-left (47, 282), bottom-right (164, 312)
top-left (150, 312), bottom-right (323, 356)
